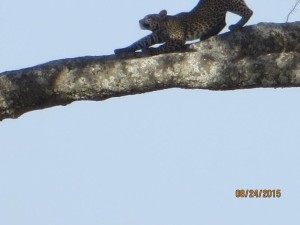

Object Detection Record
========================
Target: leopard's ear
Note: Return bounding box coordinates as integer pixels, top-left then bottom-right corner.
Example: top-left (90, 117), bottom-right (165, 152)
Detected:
top-left (159, 9), bottom-right (167, 18)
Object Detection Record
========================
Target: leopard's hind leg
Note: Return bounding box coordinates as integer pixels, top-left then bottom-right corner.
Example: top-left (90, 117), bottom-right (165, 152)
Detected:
top-left (228, 0), bottom-right (253, 31)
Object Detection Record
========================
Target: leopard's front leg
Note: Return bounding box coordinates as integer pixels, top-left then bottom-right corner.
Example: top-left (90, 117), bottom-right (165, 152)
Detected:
top-left (114, 33), bottom-right (162, 54)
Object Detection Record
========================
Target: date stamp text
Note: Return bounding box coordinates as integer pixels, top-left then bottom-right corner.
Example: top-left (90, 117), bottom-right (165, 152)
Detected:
top-left (236, 189), bottom-right (281, 198)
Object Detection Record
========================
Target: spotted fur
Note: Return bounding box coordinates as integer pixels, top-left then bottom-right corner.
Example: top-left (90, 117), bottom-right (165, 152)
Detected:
top-left (114, 0), bottom-right (253, 55)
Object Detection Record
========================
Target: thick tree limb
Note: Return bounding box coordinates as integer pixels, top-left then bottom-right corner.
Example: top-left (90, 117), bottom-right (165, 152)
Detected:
top-left (1, 22), bottom-right (300, 121)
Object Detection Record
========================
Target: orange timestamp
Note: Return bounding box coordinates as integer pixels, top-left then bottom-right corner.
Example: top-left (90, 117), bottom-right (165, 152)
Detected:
top-left (236, 189), bottom-right (281, 198)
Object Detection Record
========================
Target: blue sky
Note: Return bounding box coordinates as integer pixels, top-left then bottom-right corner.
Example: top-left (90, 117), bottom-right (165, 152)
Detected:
top-left (1, 1), bottom-right (300, 225)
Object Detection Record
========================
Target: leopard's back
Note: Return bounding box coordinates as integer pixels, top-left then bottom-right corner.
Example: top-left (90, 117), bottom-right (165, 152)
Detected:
top-left (179, 0), bottom-right (252, 40)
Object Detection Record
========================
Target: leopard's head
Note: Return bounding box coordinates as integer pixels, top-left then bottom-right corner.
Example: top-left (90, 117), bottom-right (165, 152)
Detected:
top-left (139, 10), bottom-right (167, 31)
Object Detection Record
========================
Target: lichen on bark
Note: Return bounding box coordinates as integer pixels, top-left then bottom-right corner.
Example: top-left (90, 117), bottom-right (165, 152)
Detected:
top-left (1, 22), bottom-right (300, 121)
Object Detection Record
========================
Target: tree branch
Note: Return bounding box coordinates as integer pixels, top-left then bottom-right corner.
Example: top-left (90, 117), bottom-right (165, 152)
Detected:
top-left (1, 22), bottom-right (300, 121)
top-left (286, 0), bottom-right (300, 22)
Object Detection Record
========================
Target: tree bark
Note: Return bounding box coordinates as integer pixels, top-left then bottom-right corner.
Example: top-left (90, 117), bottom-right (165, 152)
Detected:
top-left (1, 22), bottom-right (300, 121)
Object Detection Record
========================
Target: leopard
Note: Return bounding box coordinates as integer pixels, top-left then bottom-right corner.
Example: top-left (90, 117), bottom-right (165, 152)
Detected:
top-left (114, 0), bottom-right (253, 55)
